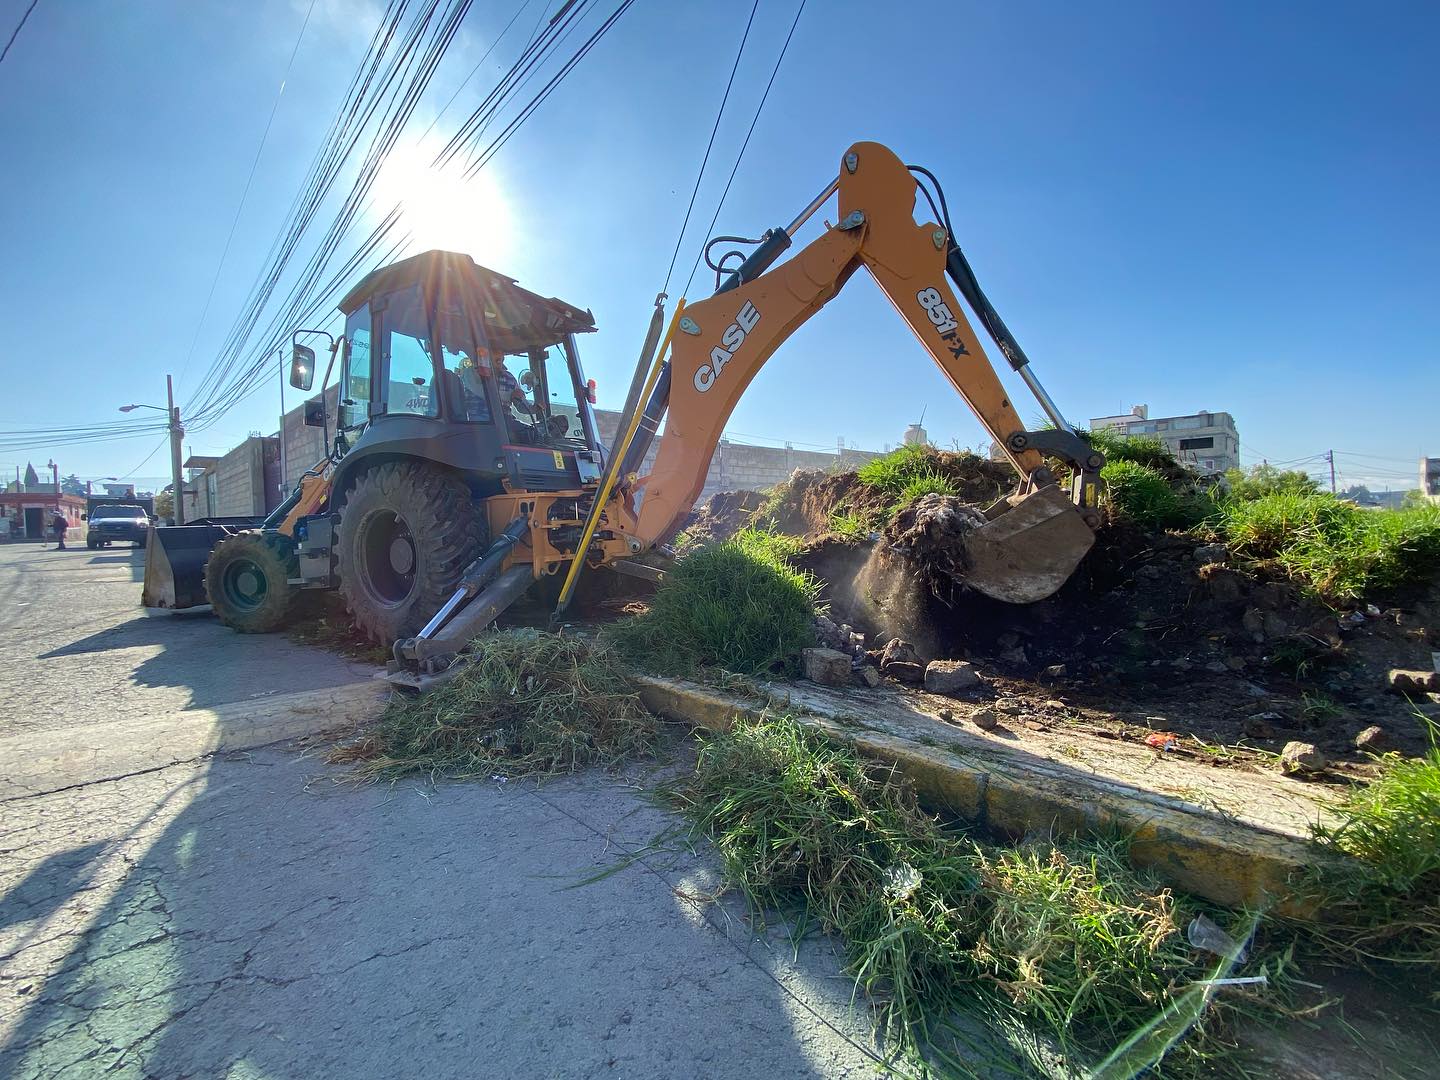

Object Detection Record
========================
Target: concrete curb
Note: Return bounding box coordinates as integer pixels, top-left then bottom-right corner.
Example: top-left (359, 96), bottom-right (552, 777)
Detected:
top-left (0, 681), bottom-right (390, 801)
top-left (637, 676), bottom-right (1336, 914)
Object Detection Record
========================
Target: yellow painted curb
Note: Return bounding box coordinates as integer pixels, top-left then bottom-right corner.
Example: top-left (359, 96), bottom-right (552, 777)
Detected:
top-left (637, 676), bottom-right (1332, 915)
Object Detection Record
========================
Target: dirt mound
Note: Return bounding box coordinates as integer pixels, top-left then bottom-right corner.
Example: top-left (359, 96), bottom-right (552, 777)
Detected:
top-left (683, 490), bottom-right (768, 544)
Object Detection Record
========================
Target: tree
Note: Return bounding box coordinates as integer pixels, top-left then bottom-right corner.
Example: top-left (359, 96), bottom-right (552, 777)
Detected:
top-left (153, 488), bottom-right (174, 520)
top-left (1222, 463), bottom-right (1320, 501)
top-left (60, 473), bottom-right (85, 496)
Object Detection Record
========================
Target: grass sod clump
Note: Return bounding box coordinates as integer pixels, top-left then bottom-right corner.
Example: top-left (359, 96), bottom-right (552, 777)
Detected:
top-left (1301, 735), bottom-right (1440, 966)
top-left (1100, 459), bottom-right (1191, 529)
top-left (332, 629), bottom-right (656, 781)
top-left (670, 713), bottom-right (1278, 1076)
top-left (1220, 492), bottom-right (1440, 601)
top-left (606, 527), bottom-right (821, 677)
top-left (1081, 428), bottom-right (1180, 473)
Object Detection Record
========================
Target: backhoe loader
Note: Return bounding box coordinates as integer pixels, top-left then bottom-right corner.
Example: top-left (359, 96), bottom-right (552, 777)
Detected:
top-left (143, 141), bottom-right (1104, 688)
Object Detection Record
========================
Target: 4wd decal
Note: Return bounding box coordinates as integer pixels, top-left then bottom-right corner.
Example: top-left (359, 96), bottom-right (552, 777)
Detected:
top-left (694, 300), bottom-right (760, 393)
top-left (917, 287), bottom-right (969, 359)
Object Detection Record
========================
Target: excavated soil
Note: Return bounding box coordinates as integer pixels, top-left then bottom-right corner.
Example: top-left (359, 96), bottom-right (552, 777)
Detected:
top-left (688, 456), bottom-right (1440, 777)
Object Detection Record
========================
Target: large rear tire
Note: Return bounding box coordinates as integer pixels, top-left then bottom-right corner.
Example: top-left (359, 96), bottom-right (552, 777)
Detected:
top-left (205, 532), bottom-right (299, 633)
top-left (335, 462), bottom-right (486, 645)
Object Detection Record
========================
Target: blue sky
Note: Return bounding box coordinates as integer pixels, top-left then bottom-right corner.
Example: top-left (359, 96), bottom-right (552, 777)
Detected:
top-left (1, 0), bottom-right (1436, 493)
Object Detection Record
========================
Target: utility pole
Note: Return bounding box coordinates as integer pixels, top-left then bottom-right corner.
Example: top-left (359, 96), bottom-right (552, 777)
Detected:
top-left (277, 349), bottom-right (287, 502)
top-left (168, 374), bottom-right (186, 525)
top-left (1327, 449), bottom-right (1336, 494)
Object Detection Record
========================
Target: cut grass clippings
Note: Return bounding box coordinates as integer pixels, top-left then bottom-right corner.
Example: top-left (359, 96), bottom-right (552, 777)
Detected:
top-left (668, 712), bottom-right (1281, 1077)
top-left (605, 528), bottom-right (820, 677)
top-left (331, 629), bottom-right (657, 781)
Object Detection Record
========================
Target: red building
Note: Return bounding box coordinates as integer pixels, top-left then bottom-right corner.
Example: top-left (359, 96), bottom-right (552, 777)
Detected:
top-left (0, 487), bottom-right (87, 540)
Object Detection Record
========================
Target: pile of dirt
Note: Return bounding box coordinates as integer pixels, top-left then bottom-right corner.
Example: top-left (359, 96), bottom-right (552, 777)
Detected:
top-left (685, 451), bottom-right (1440, 770)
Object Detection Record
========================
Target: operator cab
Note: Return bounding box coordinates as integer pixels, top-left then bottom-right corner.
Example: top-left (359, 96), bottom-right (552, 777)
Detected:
top-left (331, 250), bottom-right (603, 493)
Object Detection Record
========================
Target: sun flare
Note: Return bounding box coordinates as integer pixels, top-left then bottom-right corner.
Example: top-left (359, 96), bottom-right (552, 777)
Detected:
top-left (371, 138), bottom-right (517, 264)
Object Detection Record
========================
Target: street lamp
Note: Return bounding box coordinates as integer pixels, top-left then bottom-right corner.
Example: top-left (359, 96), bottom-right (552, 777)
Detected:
top-left (117, 374), bottom-right (185, 524)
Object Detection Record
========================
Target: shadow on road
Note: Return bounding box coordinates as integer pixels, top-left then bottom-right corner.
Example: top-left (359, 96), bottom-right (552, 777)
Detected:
top-left (0, 750), bottom-right (867, 1078)
top-left (85, 551), bottom-right (145, 582)
top-left (0, 842), bottom-right (112, 935)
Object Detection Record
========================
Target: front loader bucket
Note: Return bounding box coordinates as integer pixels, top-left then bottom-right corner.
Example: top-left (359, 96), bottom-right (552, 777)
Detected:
top-left (141, 524), bottom-right (232, 610)
top-left (959, 484), bottom-right (1096, 604)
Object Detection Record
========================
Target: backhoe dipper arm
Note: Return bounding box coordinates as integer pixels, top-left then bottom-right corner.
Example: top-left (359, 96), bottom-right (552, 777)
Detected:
top-left (631, 141), bottom-right (1099, 547)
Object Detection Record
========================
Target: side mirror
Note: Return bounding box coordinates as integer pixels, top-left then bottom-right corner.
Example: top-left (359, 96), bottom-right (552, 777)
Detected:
top-left (290, 344), bottom-right (316, 391)
top-left (303, 401), bottom-right (326, 428)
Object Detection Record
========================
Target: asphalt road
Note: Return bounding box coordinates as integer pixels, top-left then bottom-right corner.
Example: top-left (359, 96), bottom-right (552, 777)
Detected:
top-left (0, 541), bottom-right (891, 1078)
top-left (0, 542), bottom-right (373, 736)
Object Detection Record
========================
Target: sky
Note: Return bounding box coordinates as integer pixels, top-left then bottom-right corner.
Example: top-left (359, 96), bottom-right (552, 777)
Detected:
top-left (1, 0), bottom-right (1436, 494)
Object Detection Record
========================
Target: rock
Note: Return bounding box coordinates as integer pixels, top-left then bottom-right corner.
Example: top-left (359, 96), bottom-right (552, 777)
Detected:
top-left (1252, 583), bottom-right (1288, 610)
top-left (1262, 613), bottom-right (1290, 640)
top-left (857, 665), bottom-right (882, 688)
top-left (998, 646), bottom-right (1028, 666)
top-left (1204, 661), bottom-right (1229, 675)
top-left (880, 638), bottom-right (920, 671)
top-left (938, 707), bottom-right (954, 722)
top-left (1041, 664), bottom-right (1068, 680)
top-left (1387, 669), bottom-right (1440, 695)
top-left (1279, 741), bottom-right (1329, 776)
top-left (886, 661), bottom-right (925, 684)
top-left (996, 699), bottom-right (1025, 715)
top-left (1354, 725), bottom-right (1388, 752)
top-left (996, 631), bottom-right (1020, 649)
top-left (1301, 617), bottom-right (1342, 648)
top-left (1135, 563), bottom-right (1164, 580)
top-left (1202, 568), bottom-right (1245, 603)
top-left (1242, 713), bottom-right (1279, 739)
top-left (802, 648), bottom-right (853, 687)
top-left (1241, 608), bottom-right (1265, 640)
top-left (1224, 656), bottom-right (1247, 671)
top-left (971, 707), bottom-right (999, 731)
top-left (924, 659), bottom-right (982, 695)
top-left (1193, 542), bottom-right (1228, 565)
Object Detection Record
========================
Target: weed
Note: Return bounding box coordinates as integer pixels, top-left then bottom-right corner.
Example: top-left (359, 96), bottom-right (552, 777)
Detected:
top-left (606, 528), bottom-right (821, 677)
top-left (331, 629), bottom-right (656, 781)
top-left (898, 468), bottom-right (960, 502)
top-left (1303, 733), bottom-right (1440, 966)
top-left (856, 442), bottom-right (935, 494)
top-left (828, 507), bottom-right (877, 539)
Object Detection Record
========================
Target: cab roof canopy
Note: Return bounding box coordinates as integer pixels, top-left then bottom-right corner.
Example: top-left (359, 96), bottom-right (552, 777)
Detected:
top-left (338, 250), bottom-right (596, 355)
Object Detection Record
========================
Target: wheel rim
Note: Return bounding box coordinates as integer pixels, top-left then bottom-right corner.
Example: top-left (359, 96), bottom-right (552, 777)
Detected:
top-left (359, 509), bottom-right (417, 607)
top-left (220, 558), bottom-right (268, 612)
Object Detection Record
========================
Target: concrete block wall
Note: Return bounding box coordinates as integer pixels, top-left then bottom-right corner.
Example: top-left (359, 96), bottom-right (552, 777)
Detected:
top-left (281, 384), bottom-right (340, 492)
top-left (213, 437), bottom-right (280, 518)
top-left (593, 409), bottom-right (881, 501)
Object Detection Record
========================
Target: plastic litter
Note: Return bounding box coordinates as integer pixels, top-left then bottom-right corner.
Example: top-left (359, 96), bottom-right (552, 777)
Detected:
top-left (1145, 732), bottom-right (1179, 751)
top-left (1187, 914), bottom-right (1248, 962)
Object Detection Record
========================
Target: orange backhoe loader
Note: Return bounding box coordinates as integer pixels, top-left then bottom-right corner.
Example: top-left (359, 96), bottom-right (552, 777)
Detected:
top-left (143, 141), bottom-right (1104, 689)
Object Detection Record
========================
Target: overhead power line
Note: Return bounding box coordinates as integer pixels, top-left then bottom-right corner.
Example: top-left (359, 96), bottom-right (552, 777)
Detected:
top-left (0, 0), bottom-right (39, 67)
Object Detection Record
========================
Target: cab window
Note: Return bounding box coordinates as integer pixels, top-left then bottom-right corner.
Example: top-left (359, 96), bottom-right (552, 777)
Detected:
top-left (383, 286), bottom-right (438, 418)
top-left (537, 347), bottom-right (582, 440)
top-left (341, 304), bottom-right (372, 429)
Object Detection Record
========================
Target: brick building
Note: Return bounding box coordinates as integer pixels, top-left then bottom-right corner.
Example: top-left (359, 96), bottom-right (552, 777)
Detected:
top-left (1, 485), bottom-right (86, 540)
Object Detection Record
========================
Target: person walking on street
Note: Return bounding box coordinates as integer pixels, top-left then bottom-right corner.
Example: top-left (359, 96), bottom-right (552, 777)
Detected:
top-left (51, 510), bottom-right (68, 551)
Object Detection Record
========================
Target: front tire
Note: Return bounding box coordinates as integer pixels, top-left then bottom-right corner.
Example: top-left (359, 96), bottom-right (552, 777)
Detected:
top-left (205, 532), bottom-right (299, 633)
top-left (335, 462), bottom-right (486, 645)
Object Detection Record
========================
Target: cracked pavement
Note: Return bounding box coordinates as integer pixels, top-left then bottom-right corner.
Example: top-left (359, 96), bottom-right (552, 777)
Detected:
top-left (0, 543), bottom-right (888, 1077)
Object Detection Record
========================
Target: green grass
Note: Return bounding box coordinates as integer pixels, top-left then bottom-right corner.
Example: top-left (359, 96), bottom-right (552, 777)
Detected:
top-left (331, 629), bottom-right (656, 781)
top-left (1082, 428), bottom-right (1179, 471)
top-left (828, 507), bottom-right (878, 539)
top-left (1101, 460), bottom-right (1190, 528)
top-left (606, 527), bottom-right (820, 677)
top-left (670, 713), bottom-right (1278, 1076)
top-left (898, 468), bottom-right (960, 502)
top-left (1220, 493), bottom-right (1440, 601)
top-left (1303, 734), bottom-right (1440, 965)
top-left (1222, 464), bottom-right (1320, 501)
top-left (856, 442), bottom-right (938, 494)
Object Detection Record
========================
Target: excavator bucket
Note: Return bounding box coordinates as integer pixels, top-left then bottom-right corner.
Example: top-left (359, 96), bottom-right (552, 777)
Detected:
top-left (141, 524), bottom-right (234, 610)
top-left (959, 484), bottom-right (1096, 604)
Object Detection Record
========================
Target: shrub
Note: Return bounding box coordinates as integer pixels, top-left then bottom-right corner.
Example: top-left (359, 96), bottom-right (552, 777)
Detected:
top-left (1101, 460), bottom-right (1186, 528)
top-left (607, 528), bottom-right (820, 676)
